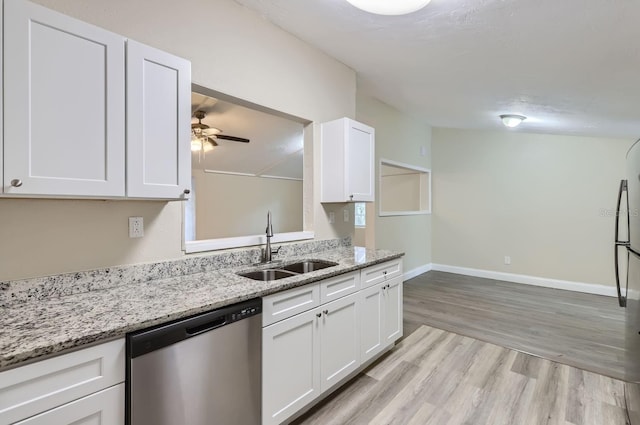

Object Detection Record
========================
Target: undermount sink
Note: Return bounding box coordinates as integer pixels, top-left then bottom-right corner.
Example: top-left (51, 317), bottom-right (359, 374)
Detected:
top-left (238, 269), bottom-right (298, 281)
top-left (237, 260), bottom-right (339, 281)
top-left (280, 260), bottom-right (338, 274)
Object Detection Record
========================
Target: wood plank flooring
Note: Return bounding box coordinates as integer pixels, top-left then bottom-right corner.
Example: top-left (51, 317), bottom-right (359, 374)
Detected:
top-left (403, 271), bottom-right (626, 380)
top-left (293, 325), bottom-right (628, 425)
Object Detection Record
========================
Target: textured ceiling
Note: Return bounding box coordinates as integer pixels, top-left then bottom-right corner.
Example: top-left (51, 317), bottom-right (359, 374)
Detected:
top-left (233, 0), bottom-right (640, 138)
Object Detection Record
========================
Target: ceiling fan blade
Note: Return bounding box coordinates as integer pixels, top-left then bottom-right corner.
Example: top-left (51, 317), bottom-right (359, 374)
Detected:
top-left (207, 137), bottom-right (219, 147)
top-left (216, 134), bottom-right (250, 143)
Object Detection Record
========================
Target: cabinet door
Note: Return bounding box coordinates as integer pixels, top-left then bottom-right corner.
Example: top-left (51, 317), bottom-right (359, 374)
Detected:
top-left (3, 0), bottom-right (125, 197)
top-left (126, 40), bottom-right (191, 199)
top-left (383, 277), bottom-right (403, 346)
top-left (345, 120), bottom-right (374, 202)
top-left (359, 283), bottom-right (384, 364)
top-left (263, 308), bottom-right (321, 425)
top-left (13, 384), bottom-right (124, 425)
top-left (320, 292), bottom-right (360, 392)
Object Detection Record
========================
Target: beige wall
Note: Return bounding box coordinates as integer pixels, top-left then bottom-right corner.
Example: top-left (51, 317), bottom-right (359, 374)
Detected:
top-left (0, 0), bottom-right (356, 281)
top-left (432, 128), bottom-right (634, 287)
top-left (356, 90), bottom-right (432, 274)
top-left (193, 171), bottom-right (302, 240)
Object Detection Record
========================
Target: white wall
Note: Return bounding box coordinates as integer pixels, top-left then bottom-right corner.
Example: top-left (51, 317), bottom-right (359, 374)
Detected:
top-left (0, 0), bottom-right (356, 281)
top-left (356, 90), bottom-right (432, 274)
top-left (432, 128), bottom-right (634, 287)
top-left (193, 171), bottom-right (302, 240)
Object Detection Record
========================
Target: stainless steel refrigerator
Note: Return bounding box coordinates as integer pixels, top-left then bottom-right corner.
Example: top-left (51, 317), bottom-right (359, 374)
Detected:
top-left (616, 139), bottom-right (640, 424)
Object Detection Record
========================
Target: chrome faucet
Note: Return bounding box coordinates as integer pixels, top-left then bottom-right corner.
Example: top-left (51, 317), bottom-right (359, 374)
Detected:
top-left (263, 211), bottom-right (280, 263)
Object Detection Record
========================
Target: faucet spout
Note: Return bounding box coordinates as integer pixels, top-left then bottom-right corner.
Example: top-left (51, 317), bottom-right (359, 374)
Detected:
top-left (263, 211), bottom-right (279, 263)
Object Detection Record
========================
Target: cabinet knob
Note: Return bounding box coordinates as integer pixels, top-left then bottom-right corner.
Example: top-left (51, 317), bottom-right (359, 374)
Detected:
top-left (323, 309), bottom-right (329, 315)
top-left (10, 179), bottom-right (23, 188)
top-left (183, 189), bottom-right (191, 195)
top-left (383, 271), bottom-right (388, 275)
top-left (349, 194), bottom-right (354, 201)
top-left (316, 313), bottom-right (322, 318)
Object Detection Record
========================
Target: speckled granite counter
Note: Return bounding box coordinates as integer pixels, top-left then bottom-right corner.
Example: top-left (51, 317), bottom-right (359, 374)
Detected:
top-left (0, 244), bottom-right (403, 371)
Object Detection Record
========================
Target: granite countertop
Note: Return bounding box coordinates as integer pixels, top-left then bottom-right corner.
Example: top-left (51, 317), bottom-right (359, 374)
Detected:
top-left (0, 246), bottom-right (403, 371)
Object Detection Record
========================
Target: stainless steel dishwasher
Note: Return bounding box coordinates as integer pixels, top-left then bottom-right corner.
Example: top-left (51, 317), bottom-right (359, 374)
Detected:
top-left (126, 298), bottom-right (262, 425)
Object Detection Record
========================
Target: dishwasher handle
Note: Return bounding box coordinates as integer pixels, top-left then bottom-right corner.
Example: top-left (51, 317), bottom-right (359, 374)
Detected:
top-left (127, 298), bottom-right (262, 359)
top-left (186, 316), bottom-right (227, 336)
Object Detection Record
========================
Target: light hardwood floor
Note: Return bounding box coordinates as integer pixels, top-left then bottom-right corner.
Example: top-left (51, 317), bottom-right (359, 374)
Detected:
top-left (293, 272), bottom-right (629, 425)
top-left (293, 325), bottom-right (628, 425)
top-left (403, 271), bottom-right (626, 380)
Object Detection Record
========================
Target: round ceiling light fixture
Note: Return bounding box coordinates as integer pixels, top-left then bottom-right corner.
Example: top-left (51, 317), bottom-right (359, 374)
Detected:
top-left (345, 0), bottom-right (432, 15)
top-left (499, 114), bottom-right (527, 128)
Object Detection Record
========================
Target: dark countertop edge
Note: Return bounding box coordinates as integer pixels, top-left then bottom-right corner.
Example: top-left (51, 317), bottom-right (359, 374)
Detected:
top-left (0, 251), bottom-right (404, 371)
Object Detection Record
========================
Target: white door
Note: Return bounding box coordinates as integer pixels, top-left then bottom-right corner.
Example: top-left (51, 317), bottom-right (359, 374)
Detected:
top-left (359, 283), bottom-right (384, 363)
top-left (126, 40), bottom-right (191, 199)
top-left (383, 277), bottom-right (403, 345)
top-left (14, 384), bottom-right (124, 425)
top-left (262, 308), bottom-right (321, 425)
top-left (320, 292), bottom-right (360, 392)
top-left (345, 120), bottom-right (374, 202)
top-left (3, 0), bottom-right (125, 197)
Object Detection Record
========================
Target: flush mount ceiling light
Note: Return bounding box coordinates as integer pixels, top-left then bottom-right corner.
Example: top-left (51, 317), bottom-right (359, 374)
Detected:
top-left (345, 0), bottom-right (432, 15)
top-left (500, 114), bottom-right (527, 128)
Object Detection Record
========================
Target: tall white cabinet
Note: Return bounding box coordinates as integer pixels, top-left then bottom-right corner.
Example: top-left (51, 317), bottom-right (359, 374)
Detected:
top-left (3, 0), bottom-right (126, 197)
top-left (320, 118), bottom-right (375, 203)
top-left (1, 0), bottom-right (191, 199)
top-left (126, 40), bottom-right (191, 199)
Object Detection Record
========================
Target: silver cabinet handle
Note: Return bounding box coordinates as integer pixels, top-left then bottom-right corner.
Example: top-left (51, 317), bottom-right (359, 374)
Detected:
top-left (10, 179), bottom-right (23, 187)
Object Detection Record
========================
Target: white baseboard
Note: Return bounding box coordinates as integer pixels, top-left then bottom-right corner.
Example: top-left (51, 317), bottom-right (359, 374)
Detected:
top-left (404, 263), bottom-right (433, 281)
top-left (430, 264), bottom-right (617, 297)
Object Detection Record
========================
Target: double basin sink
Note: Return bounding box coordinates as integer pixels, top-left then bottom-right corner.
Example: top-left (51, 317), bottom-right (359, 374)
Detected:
top-left (238, 260), bottom-right (338, 281)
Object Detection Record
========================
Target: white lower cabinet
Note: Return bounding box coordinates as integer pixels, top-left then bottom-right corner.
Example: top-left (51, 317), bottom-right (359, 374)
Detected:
top-left (262, 259), bottom-right (403, 425)
top-left (359, 283), bottom-right (385, 363)
top-left (319, 293), bottom-right (360, 392)
top-left (262, 308), bottom-right (321, 425)
top-left (14, 384), bottom-right (124, 425)
top-left (383, 277), bottom-right (403, 345)
top-left (0, 339), bottom-right (125, 425)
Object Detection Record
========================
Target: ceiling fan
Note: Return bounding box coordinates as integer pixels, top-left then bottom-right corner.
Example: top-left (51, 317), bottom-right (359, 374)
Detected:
top-left (191, 110), bottom-right (250, 153)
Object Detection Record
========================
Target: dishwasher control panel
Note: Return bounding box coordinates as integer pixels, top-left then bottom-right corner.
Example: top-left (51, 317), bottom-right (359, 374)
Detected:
top-left (230, 304), bottom-right (262, 323)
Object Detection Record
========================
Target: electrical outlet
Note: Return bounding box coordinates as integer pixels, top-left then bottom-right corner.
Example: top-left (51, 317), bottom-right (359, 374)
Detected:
top-left (328, 212), bottom-right (335, 224)
top-left (343, 209), bottom-right (349, 222)
top-left (129, 217), bottom-right (144, 238)
top-left (504, 256), bottom-right (511, 265)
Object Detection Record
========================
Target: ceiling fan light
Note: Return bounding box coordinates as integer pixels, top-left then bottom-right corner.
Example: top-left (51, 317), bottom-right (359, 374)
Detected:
top-left (191, 139), bottom-right (203, 152)
top-left (203, 141), bottom-right (215, 152)
top-left (500, 114), bottom-right (527, 128)
top-left (345, 0), bottom-right (431, 15)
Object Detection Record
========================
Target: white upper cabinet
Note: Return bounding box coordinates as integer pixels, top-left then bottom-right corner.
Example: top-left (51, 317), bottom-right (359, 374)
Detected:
top-left (0, 2), bottom-right (3, 194)
top-left (3, 0), bottom-right (126, 197)
top-left (126, 40), bottom-right (191, 199)
top-left (320, 118), bottom-right (375, 203)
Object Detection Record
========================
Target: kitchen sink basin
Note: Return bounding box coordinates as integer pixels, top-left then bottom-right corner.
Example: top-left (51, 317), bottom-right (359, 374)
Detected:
top-left (237, 260), bottom-right (339, 281)
top-left (238, 269), bottom-right (297, 281)
top-left (280, 260), bottom-right (338, 274)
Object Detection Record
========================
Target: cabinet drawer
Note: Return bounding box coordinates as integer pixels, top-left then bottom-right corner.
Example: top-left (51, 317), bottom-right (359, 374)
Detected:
top-left (0, 339), bottom-right (125, 424)
top-left (361, 259), bottom-right (403, 288)
top-left (319, 271), bottom-right (360, 304)
top-left (263, 284), bottom-right (320, 327)
top-left (14, 383), bottom-right (124, 425)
